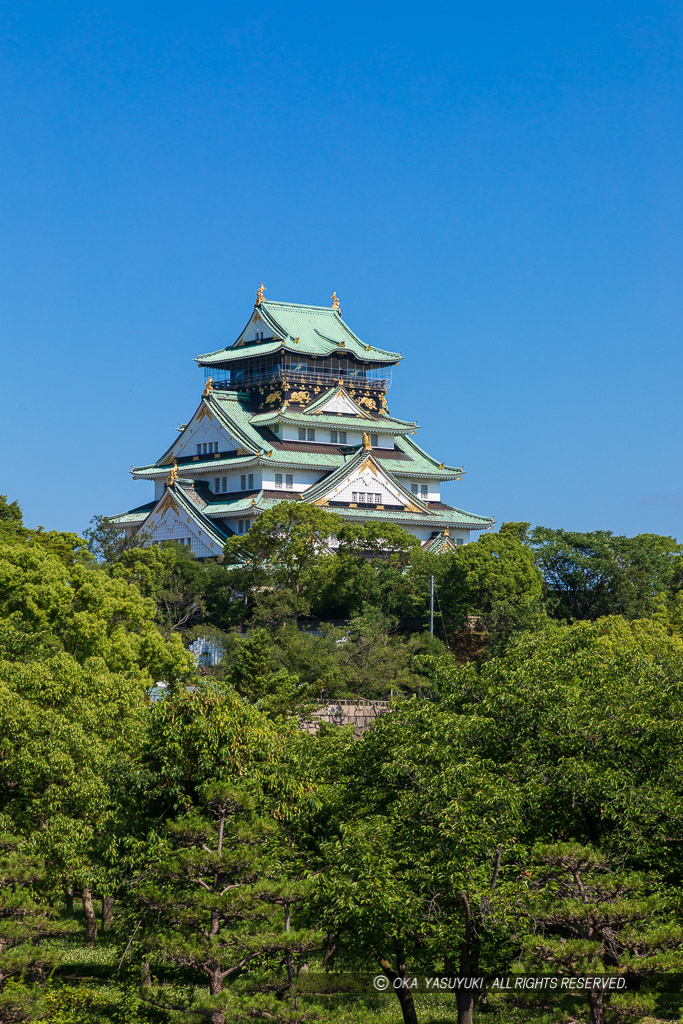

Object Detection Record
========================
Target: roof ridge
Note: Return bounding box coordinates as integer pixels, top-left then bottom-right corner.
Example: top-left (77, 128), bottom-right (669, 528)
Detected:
top-left (262, 300), bottom-right (338, 312)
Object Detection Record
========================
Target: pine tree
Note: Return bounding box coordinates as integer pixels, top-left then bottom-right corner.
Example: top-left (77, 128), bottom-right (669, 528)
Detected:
top-left (518, 843), bottom-right (683, 1024)
top-left (0, 833), bottom-right (75, 1023)
top-left (134, 783), bottom-right (317, 1024)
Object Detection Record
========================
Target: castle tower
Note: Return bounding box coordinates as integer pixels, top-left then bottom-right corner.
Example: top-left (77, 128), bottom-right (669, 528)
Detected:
top-left (110, 291), bottom-right (494, 555)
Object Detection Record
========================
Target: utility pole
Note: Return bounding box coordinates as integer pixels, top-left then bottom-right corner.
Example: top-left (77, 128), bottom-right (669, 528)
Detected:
top-left (429, 575), bottom-right (434, 636)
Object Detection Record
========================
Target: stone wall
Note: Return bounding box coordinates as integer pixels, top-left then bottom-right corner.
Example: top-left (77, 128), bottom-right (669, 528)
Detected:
top-left (302, 699), bottom-right (391, 738)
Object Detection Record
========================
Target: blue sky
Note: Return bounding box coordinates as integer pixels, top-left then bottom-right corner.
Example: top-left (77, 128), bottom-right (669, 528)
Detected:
top-left (2, 1), bottom-right (681, 540)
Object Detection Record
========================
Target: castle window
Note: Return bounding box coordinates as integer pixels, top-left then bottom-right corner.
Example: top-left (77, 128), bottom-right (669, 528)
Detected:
top-left (221, 477), bottom-right (227, 492)
top-left (375, 493), bottom-right (382, 503)
top-left (248, 473), bottom-right (254, 490)
top-left (370, 433), bottom-right (379, 447)
top-left (298, 428), bottom-right (305, 440)
top-left (457, 538), bottom-right (464, 545)
top-left (330, 430), bottom-right (338, 443)
top-left (421, 485), bottom-right (428, 498)
top-left (352, 492), bottom-right (357, 502)
top-left (358, 492), bottom-right (366, 503)
top-left (411, 483), bottom-right (418, 495)
top-left (240, 475), bottom-right (246, 490)
top-left (196, 444), bottom-right (201, 454)
top-left (214, 478), bottom-right (221, 493)
top-left (237, 519), bottom-right (245, 534)
top-left (275, 473), bottom-right (283, 488)
top-left (285, 474), bottom-right (293, 489)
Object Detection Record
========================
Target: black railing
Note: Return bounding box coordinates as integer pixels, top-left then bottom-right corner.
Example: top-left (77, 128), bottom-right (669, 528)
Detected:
top-left (206, 366), bottom-right (391, 391)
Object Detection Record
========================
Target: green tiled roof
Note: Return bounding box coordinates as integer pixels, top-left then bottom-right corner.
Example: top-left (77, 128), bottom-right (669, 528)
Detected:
top-left (330, 505), bottom-right (491, 528)
top-left (302, 446), bottom-right (434, 514)
top-left (133, 454), bottom-right (259, 479)
top-left (422, 531), bottom-right (458, 552)
top-left (109, 501), bottom-right (155, 526)
top-left (250, 408), bottom-right (416, 434)
top-left (393, 435), bottom-right (464, 479)
top-left (197, 300), bottom-right (401, 366)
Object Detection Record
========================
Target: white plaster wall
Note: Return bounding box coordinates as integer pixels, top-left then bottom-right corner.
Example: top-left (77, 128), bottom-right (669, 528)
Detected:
top-left (261, 466), bottom-right (323, 493)
top-left (394, 477), bottom-right (441, 501)
top-left (172, 410), bottom-right (239, 459)
top-left (142, 504), bottom-right (219, 558)
top-left (280, 424), bottom-right (393, 448)
top-left (316, 391), bottom-right (362, 415)
top-left (327, 464), bottom-right (407, 507)
top-left (204, 468), bottom-right (262, 494)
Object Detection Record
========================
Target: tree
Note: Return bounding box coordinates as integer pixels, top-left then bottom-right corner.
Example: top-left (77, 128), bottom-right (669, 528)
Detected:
top-left (0, 532), bottom-right (194, 942)
top-left (222, 503), bottom-right (342, 624)
top-left (530, 527), bottom-right (683, 621)
top-left (518, 843), bottom-right (683, 1024)
top-left (127, 681), bottom-right (322, 1022)
top-left (0, 833), bottom-right (75, 1023)
top-left (318, 522), bottom-right (421, 619)
top-left (310, 688), bottom-right (523, 1024)
top-left (109, 542), bottom-right (208, 636)
top-left (83, 514), bottom-right (144, 564)
top-left (134, 783), bottom-right (317, 1024)
top-left (0, 497), bottom-right (26, 543)
top-left (440, 522), bottom-right (545, 645)
top-left (28, 529), bottom-right (95, 568)
top-left (0, 535), bottom-right (192, 679)
top-left (217, 629), bottom-right (316, 719)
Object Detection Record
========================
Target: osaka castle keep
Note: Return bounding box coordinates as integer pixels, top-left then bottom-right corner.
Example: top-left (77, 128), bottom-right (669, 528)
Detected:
top-left (111, 287), bottom-right (494, 557)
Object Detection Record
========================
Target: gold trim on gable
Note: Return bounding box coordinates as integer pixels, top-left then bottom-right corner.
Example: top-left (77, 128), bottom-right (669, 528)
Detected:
top-left (358, 455), bottom-right (379, 476)
top-left (157, 492), bottom-right (179, 517)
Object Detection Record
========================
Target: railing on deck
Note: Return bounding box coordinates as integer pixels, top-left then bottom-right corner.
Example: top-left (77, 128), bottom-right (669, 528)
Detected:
top-left (203, 365), bottom-right (391, 391)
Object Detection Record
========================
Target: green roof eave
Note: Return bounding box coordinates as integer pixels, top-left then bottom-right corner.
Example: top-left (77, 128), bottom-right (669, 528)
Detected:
top-left (250, 410), bottom-right (417, 433)
top-left (196, 299), bottom-right (401, 366)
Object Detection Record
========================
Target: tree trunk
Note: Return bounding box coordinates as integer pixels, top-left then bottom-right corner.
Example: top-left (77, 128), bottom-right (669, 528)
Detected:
top-left (82, 887), bottom-right (97, 945)
top-left (455, 892), bottom-right (478, 1024)
top-left (141, 961), bottom-right (152, 988)
top-left (64, 888), bottom-right (74, 915)
top-left (378, 941), bottom-right (419, 1024)
top-left (208, 969), bottom-right (225, 1024)
top-left (101, 894), bottom-right (114, 932)
top-left (284, 904), bottom-right (295, 985)
top-left (588, 990), bottom-right (606, 1024)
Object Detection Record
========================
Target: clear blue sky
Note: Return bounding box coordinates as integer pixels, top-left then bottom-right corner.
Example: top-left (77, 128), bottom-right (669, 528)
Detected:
top-left (2, 1), bottom-right (681, 540)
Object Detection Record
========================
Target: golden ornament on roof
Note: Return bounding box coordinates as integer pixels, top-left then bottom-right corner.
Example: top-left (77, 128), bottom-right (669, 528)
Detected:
top-left (256, 282), bottom-right (266, 305)
top-left (166, 461), bottom-right (179, 486)
top-left (331, 291), bottom-right (340, 311)
top-left (203, 377), bottom-right (214, 396)
top-left (362, 432), bottom-right (372, 451)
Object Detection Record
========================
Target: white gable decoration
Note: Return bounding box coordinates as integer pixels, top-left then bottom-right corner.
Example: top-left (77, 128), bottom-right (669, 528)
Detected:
top-left (312, 455), bottom-right (429, 512)
top-left (141, 491), bottom-right (220, 558)
top-left (313, 388), bottom-right (371, 418)
top-left (170, 404), bottom-right (240, 460)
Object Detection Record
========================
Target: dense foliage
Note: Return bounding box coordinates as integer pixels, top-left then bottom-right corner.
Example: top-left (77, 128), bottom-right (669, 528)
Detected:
top-left (0, 494), bottom-right (681, 1024)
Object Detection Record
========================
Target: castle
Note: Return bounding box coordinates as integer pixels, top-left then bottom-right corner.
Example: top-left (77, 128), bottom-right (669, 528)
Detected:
top-left (111, 288), bottom-right (494, 555)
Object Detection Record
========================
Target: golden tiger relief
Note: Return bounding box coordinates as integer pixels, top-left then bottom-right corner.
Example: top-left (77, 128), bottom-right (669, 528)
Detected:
top-left (358, 396), bottom-right (377, 410)
top-left (289, 390), bottom-right (310, 404)
top-left (265, 391), bottom-right (282, 405)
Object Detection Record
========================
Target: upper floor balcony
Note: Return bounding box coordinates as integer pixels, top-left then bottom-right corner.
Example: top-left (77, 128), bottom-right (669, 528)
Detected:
top-left (204, 362), bottom-right (392, 392)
